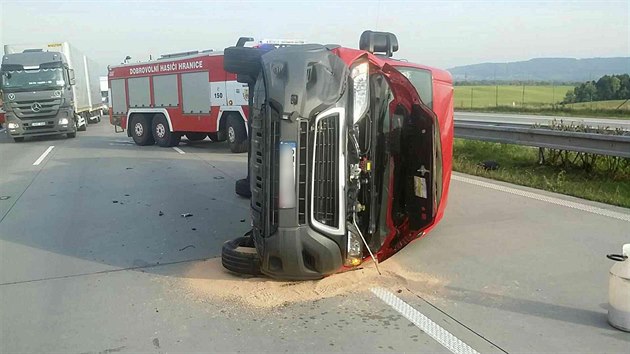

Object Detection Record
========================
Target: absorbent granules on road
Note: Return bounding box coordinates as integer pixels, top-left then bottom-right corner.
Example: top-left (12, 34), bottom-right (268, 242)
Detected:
top-left (176, 258), bottom-right (446, 310)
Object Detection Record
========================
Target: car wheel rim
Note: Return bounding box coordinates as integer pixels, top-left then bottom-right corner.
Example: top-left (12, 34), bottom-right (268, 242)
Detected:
top-left (228, 126), bottom-right (235, 143)
top-left (134, 122), bottom-right (143, 137)
top-left (156, 123), bottom-right (166, 138)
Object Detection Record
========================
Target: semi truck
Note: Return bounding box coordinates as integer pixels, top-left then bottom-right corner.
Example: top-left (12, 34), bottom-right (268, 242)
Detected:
top-left (1, 42), bottom-right (103, 142)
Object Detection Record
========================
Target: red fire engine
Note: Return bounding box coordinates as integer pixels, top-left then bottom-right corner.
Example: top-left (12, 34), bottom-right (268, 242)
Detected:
top-left (108, 50), bottom-right (249, 152)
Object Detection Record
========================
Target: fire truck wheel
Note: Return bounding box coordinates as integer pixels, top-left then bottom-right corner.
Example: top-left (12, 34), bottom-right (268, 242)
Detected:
top-left (185, 133), bottom-right (206, 141)
top-left (221, 235), bottom-right (261, 276)
top-left (223, 47), bottom-right (263, 77)
top-left (227, 116), bottom-right (248, 153)
top-left (152, 115), bottom-right (181, 147)
top-left (207, 132), bottom-right (226, 142)
top-left (130, 115), bottom-right (155, 146)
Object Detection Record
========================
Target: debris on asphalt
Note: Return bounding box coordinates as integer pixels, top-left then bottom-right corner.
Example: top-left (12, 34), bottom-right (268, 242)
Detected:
top-left (112, 200), bottom-right (119, 203)
top-left (125, 167), bottom-right (133, 170)
top-left (479, 160), bottom-right (500, 170)
top-left (152, 338), bottom-right (160, 348)
top-left (179, 245), bottom-right (196, 251)
top-left (179, 258), bottom-right (446, 309)
top-left (240, 219), bottom-right (245, 222)
top-left (213, 176), bottom-right (225, 180)
top-left (192, 228), bottom-right (197, 231)
top-left (181, 213), bottom-right (193, 218)
top-left (158, 211), bottom-right (164, 216)
top-left (124, 194), bottom-right (130, 197)
top-left (0, 196), bottom-right (11, 200)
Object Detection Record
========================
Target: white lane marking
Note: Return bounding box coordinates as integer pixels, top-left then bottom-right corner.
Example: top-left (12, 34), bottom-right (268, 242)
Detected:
top-left (371, 288), bottom-right (480, 354)
top-left (453, 175), bottom-right (630, 222)
top-left (173, 147), bottom-right (185, 154)
top-left (32, 146), bottom-right (55, 166)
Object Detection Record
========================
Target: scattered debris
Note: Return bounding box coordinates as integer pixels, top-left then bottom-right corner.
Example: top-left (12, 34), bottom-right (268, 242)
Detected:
top-left (124, 194), bottom-right (130, 197)
top-left (112, 200), bottom-right (119, 204)
top-left (125, 167), bottom-right (133, 170)
top-left (158, 211), bottom-right (164, 216)
top-left (240, 219), bottom-right (246, 223)
top-left (192, 228), bottom-right (197, 231)
top-left (479, 160), bottom-right (499, 170)
top-left (214, 176), bottom-right (225, 180)
top-left (181, 213), bottom-right (193, 218)
top-left (0, 196), bottom-right (11, 200)
top-left (179, 245), bottom-right (196, 251)
top-left (152, 338), bottom-right (160, 348)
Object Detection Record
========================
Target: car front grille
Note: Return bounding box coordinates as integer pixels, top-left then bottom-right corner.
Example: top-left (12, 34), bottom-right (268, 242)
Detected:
top-left (298, 120), bottom-right (309, 225)
top-left (312, 114), bottom-right (339, 228)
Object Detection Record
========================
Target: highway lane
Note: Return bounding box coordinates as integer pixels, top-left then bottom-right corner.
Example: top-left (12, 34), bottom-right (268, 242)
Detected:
top-left (455, 111), bottom-right (630, 130)
top-left (1, 123), bottom-right (629, 353)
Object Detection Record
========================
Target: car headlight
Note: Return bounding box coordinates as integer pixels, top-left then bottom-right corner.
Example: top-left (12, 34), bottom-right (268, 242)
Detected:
top-left (8, 122), bottom-right (19, 129)
top-left (59, 118), bottom-right (69, 125)
top-left (351, 61), bottom-right (369, 124)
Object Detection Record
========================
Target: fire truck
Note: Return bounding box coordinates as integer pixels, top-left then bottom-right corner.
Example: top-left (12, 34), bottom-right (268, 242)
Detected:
top-left (108, 50), bottom-right (249, 152)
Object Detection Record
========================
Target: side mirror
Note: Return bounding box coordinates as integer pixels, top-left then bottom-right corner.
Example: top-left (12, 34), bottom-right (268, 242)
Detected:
top-left (69, 69), bottom-right (76, 85)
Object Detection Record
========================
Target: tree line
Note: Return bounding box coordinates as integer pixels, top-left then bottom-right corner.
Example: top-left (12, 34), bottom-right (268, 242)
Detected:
top-left (563, 74), bottom-right (630, 103)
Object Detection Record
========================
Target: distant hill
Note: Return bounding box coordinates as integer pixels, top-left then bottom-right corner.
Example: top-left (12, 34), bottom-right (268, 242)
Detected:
top-left (448, 57), bottom-right (630, 82)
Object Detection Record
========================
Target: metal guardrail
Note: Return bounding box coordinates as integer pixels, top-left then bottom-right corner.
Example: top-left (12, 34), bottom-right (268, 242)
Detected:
top-left (454, 121), bottom-right (630, 158)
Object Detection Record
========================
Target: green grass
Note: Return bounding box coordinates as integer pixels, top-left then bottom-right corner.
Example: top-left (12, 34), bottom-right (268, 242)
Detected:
top-left (453, 139), bottom-right (630, 208)
top-left (565, 99), bottom-right (630, 110)
top-left (454, 85), bottom-right (574, 108)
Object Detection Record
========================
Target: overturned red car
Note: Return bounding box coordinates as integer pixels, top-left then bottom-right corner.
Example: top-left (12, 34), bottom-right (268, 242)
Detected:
top-left (222, 31), bottom-right (453, 280)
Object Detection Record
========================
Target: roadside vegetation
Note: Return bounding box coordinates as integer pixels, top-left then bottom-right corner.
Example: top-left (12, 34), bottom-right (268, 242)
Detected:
top-left (454, 75), bottom-right (630, 118)
top-left (453, 139), bottom-right (630, 208)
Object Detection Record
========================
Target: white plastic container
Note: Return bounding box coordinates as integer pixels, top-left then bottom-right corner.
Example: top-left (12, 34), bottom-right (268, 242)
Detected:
top-left (608, 244), bottom-right (630, 332)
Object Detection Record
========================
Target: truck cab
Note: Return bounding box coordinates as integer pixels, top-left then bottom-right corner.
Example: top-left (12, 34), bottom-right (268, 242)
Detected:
top-left (1, 50), bottom-right (79, 141)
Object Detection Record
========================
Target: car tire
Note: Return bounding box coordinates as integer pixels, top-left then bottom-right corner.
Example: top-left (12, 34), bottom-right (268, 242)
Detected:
top-left (227, 116), bottom-right (248, 153)
top-left (223, 46), bottom-right (264, 77)
top-left (67, 132), bottom-right (76, 138)
top-left (207, 132), bottom-right (226, 142)
top-left (185, 132), bottom-right (206, 141)
top-left (131, 115), bottom-right (155, 146)
top-left (152, 115), bottom-right (181, 147)
top-left (12, 137), bottom-right (24, 143)
top-left (235, 177), bottom-right (251, 198)
top-left (221, 235), bottom-right (261, 276)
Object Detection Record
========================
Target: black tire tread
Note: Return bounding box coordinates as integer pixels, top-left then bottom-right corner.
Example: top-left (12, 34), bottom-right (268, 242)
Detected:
top-left (221, 236), bottom-right (261, 276)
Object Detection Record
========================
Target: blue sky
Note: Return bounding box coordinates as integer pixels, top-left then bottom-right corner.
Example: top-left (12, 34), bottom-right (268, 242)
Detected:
top-left (1, 0), bottom-right (628, 73)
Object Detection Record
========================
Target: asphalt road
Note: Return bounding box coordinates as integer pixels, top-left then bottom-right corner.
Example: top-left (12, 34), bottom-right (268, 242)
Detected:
top-left (1, 123), bottom-right (629, 353)
top-left (455, 111), bottom-right (630, 130)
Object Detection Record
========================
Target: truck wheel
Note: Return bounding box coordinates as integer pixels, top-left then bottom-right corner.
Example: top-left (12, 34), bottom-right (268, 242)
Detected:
top-left (185, 132), bottom-right (206, 141)
top-left (207, 132), bottom-right (226, 142)
top-left (77, 120), bottom-right (87, 131)
top-left (131, 115), bottom-right (155, 146)
top-left (227, 116), bottom-right (248, 153)
top-left (67, 132), bottom-right (76, 138)
top-left (152, 115), bottom-right (181, 147)
top-left (223, 47), bottom-right (264, 77)
top-left (235, 178), bottom-right (251, 198)
top-left (12, 137), bottom-right (24, 143)
top-left (221, 235), bottom-right (261, 276)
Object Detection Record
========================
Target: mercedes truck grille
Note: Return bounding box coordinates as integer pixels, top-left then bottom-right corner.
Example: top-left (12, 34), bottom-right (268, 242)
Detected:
top-left (11, 98), bottom-right (61, 119)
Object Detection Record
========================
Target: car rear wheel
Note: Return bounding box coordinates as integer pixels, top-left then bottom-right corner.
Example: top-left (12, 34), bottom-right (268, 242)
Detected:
top-left (185, 132), bottom-right (206, 141)
top-left (227, 116), bottom-right (248, 153)
top-left (222, 234), bottom-right (261, 276)
top-left (152, 115), bottom-right (181, 147)
top-left (223, 46), bottom-right (264, 77)
top-left (131, 115), bottom-right (155, 146)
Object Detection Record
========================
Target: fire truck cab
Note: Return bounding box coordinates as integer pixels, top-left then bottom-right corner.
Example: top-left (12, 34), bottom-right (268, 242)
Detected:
top-left (108, 50), bottom-right (249, 152)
